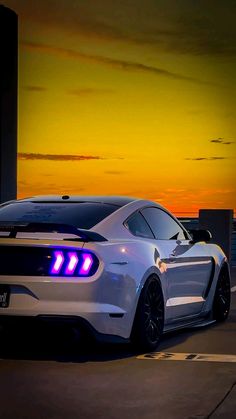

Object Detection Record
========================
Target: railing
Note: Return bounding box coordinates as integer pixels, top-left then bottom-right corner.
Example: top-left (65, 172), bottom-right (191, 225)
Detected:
top-left (178, 218), bottom-right (236, 266)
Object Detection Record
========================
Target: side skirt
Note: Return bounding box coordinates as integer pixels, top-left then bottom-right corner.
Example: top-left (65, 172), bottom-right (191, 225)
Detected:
top-left (163, 313), bottom-right (214, 334)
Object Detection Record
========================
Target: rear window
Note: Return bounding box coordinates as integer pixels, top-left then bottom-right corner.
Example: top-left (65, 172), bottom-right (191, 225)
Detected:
top-left (0, 202), bottom-right (119, 229)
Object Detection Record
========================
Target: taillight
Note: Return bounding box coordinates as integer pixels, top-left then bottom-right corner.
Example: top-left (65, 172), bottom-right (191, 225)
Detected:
top-left (50, 250), bottom-right (98, 277)
top-left (65, 252), bottom-right (79, 275)
top-left (51, 251), bottom-right (64, 274)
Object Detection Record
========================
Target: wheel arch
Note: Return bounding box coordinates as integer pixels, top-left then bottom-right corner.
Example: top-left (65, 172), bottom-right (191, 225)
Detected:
top-left (203, 256), bottom-right (229, 314)
top-left (212, 259), bottom-right (231, 321)
top-left (136, 268), bottom-right (165, 302)
top-left (219, 260), bottom-right (231, 277)
top-left (131, 271), bottom-right (165, 334)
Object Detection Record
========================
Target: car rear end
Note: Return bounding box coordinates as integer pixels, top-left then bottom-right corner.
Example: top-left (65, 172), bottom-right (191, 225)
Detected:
top-left (0, 197), bottom-right (137, 341)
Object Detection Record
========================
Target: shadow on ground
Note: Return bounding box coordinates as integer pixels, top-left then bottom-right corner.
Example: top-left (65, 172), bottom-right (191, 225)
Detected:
top-left (0, 320), bottom-right (219, 364)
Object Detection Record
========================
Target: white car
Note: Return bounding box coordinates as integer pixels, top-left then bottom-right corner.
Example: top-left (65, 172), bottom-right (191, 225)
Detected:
top-left (0, 196), bottom-right (231, 350)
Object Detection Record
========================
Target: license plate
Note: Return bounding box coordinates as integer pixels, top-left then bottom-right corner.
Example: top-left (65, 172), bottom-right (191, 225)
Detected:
top-left (0, 285), bottom-right (10, 308)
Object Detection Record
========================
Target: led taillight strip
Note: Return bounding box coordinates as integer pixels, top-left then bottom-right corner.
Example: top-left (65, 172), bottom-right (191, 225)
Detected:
top-left (50, 250), bottom-right (96, 277)
top-left (51, 251), bottom-right (64, 274)
top-left (79, 253), bottom-right (93, 275)
top-left (65, 252), bottom-right (79, 275)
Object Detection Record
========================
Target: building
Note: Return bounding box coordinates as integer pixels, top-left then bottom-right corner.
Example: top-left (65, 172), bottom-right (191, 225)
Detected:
top-left (0, 5), bottom-right (18, 203)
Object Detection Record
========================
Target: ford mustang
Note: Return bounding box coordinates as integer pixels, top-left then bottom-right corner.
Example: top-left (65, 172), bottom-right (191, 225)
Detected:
top-left (0, 196), bottom-right (231, 350)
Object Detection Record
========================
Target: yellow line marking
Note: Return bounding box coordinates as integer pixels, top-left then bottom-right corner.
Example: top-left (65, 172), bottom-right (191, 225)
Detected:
top-left (137, 352), bottom-right (236, 362)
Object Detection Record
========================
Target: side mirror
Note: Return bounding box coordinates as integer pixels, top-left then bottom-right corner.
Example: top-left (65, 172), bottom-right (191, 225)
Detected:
top-left (189, 229), bottom-right (212, 243)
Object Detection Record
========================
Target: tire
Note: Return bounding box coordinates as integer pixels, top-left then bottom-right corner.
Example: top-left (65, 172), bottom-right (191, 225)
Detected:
top-left (213, 266), bottom-right (231, 322)
top-left (131, 276), bottom-right (164, 351)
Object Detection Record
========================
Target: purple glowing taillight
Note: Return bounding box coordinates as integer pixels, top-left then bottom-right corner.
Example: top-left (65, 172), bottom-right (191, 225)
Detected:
top-left (79, 253), bottom-right (93, 275)
top-left (51, 251), bottom-right (64, 274)
top-left (50, 250), bottom-right (97, 277)
top-left (65, 252), bottom-right (79, 275)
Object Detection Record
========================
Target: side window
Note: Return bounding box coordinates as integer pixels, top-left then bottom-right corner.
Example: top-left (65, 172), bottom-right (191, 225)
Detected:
top-left (125, 211), bottom-right (155, 239)
top-left (141, 207), bottom-right (186, 240)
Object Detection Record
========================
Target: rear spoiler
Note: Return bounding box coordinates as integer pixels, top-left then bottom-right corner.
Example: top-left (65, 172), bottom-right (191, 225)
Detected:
top-left (0, 222), bottom-right (107, 242)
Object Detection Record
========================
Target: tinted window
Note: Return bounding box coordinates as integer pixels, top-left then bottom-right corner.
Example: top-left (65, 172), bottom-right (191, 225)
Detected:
top-left (0, 202), bottom-right (118, 229)
top-left (141, 207), bottom-right (186, 240)
top-left (125, 212), bottom-right (155, 239)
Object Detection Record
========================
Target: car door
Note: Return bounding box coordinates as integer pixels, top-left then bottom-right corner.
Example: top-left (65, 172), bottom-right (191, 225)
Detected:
top-left (141, 207), bottom-right (213, 320)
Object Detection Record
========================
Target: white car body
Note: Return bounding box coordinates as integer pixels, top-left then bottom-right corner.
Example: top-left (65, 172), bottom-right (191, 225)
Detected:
top-left (0, 196), bottom-right (230, 343)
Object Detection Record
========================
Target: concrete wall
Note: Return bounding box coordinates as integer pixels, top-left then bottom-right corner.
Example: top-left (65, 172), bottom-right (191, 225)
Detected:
top-left (0, 6), bottom-right (18, 203)
top-left (199, 209), bottom-right (234, 263)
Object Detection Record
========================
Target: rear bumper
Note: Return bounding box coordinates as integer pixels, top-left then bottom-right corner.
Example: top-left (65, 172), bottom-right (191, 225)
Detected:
top-left (0, 314), bottom-right (129, 344)
top-left (0, 302), bottom-right (128, 337)
top-left (0, 274), bottom-right (137, 339)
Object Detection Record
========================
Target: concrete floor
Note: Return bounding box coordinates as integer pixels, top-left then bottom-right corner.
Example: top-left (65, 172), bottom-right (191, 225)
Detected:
top-left (0, 269), bottom-right (235, 419)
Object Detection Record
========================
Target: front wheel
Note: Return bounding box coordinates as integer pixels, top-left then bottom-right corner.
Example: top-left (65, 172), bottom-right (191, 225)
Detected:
top-left (213, 266), bottom-right (231, 322)
top-left (131, 276), bottom-right (164, 352)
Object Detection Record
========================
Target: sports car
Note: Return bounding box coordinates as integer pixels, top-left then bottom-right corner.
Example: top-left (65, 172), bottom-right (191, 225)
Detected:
top-left (0, 195), bottom-right (231, 350)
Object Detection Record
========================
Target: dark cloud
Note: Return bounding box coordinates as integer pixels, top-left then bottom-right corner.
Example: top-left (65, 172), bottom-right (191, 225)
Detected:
top-left (5, 0), bottom-right (236, 56)
top-left (22, 85), bottom-right (114, 96)
top-left (21, 41), bottom-right (217, 86)
top-left (68, 88), bottom-right (114, 96)
top-left (4, 0), bottom-right (130, 43)
top-left (149, 15), bottom-right (236, 56)
top-left (22, 85), bottom-right (47, 92)
top-left (210, 138), bottom-right (234, 145)
top-left (185, 157), bottom-right (227, 161)
top-left (18, 153), bottom-right (103, 161)
top-left (211, 138), bottom-right (224, 143)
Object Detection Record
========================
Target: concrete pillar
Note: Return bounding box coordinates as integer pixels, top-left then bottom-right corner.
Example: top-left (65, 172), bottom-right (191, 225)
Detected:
top-left (0, 5), bottom-right (18, 203)
top-left (199, 209), bottom-right (234, 263)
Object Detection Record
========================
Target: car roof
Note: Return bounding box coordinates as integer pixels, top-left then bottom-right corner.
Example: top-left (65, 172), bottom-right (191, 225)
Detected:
top-left (17, 195), bottom-right (138, 207)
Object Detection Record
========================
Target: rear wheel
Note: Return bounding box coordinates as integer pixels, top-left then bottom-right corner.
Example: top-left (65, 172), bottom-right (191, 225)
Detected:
top-left (213, 266), bottom-right (231, 322)
top-left (131, 276), bottom-right (164, 351)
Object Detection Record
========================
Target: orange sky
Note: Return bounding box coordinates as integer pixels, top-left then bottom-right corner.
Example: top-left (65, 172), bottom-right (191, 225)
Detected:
top-left (4, 0), bottom-right (236, 215)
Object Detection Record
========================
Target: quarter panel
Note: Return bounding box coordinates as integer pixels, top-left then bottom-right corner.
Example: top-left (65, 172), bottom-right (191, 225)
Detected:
top-left (84, 239), bottom-right (168, 334)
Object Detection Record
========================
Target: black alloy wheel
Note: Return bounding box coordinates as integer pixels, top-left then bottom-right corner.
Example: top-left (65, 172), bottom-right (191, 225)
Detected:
top-left (131, 276), bottom-right (164, 351)
top-left (213, 266), bottom-right (231, 322)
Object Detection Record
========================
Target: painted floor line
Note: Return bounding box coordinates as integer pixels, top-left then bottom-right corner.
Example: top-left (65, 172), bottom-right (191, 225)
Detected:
top-left (137, 352), bottom-right (236, 362)
top-left (231, 286), bottom-right (236, 293)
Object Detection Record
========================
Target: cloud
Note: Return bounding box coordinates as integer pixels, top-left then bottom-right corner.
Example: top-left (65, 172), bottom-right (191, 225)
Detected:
top-left (7, 0), bottom-right (236, 57)
top-left (67, 88), bottom-right (114, 96)
top-left (210, 138), bottom-right (234, 145)
top-left (211, 138), bottom-right (224, 143)
top-left (18, 152), bottom-right (103, 161)
top-left (22, 85), bottom-right (47, 92)
top-left (185, 157), bottom-right (227, 161)
top-left (104, 170), bottom-right (126, 175)
top-left (146, 17), bottom-right (236, 57)
top-left (20, 41), bottom-right (217, 86)
top-left (22, 85), bottom-right (114, 96)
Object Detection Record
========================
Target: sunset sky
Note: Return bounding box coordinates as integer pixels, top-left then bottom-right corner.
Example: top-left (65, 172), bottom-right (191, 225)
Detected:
top-left (4, 0), bottom-right (236, 215)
